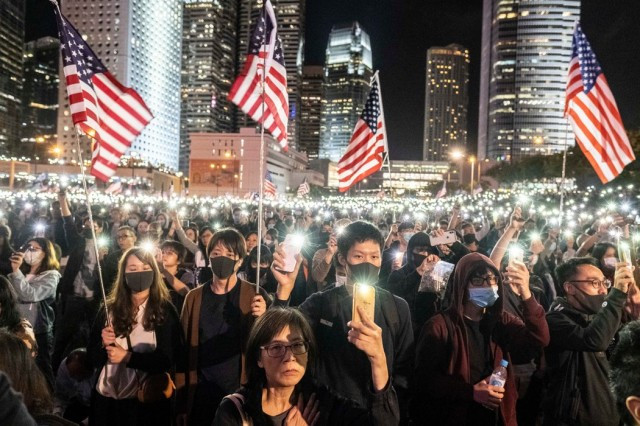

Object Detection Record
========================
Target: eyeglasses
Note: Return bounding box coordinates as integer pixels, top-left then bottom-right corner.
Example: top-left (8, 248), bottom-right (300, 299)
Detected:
top-left (260, 341), bottom-right (309, 358)
top-left (568, 279), bottom-right (612, 290)
top-left (470, 275), bottom-right (498, 287)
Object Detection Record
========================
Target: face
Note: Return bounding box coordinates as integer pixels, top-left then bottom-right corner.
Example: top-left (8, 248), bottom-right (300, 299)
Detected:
top-left (111, 209), bottom-right (122, 222)
top-left (185, 229), bottom-right (197, 243)
top-left (462, 225), bottom-right (474, 235)
top-left (602, 247), bottom-right (617, 262)
top-left (116, 230), bottom-right (136, 250)
top-left (201, 230), bottom-right (214, 248)
top-left (84, 220), bottom-right (102, 234)
top-left (125, 254), bottom-right (152, 273)
top-left (468, 269), bottom-right (499, 291)
top-left (137, 221), bottom-right (149, 234)
top-left (156, 215), bottom-right (167, 227)
top-left (161, 247), bottom-right (179, 267)
top-left (343, 240), bottom-right (382, 267)
top-left (246, 234), bottom-right (258, 253)
top-left (209, 241), bottom-right (241, 263)
top-left (564, 264), bottom-right (608, 297)
top-left (258, 325), bottom-right (308, 388)
top-left (26, 241), bottom-right (43, 253)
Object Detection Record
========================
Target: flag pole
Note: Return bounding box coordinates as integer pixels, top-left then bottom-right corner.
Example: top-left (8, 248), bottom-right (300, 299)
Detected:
top-left (559, 119), bottom-right (571, 226)
top-left (73, 128), bottom-right (111, 327)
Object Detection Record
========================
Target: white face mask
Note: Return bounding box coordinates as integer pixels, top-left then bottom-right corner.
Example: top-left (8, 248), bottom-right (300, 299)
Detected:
top-left (603, 257), bottom-right (618, 269)
top-left (24, 250), bottom-right (45, 266)
top-left (335, 274), bottom-right (347, 287)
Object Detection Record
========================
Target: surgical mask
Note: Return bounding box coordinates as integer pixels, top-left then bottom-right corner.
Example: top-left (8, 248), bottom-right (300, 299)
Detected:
top-left (468, 286), bottom-right (500, 308)
top-left (24, 250), bottom-right (45, 266)
top-left (267, 224), bottom-right (275, 230)
top-left (572, 286), bottom-right (606, 315)
top-left (128, 219), bottom-right (139, 228)
top-left (210, 256), bottom-right (237, 279)
top-left (125, 270), bottom-right (155, 293)
top-left (402, 232), bottom-right (415, 243)
top-left (603, 257), bottom-right (617, 269)
top-left (347, 261), bottom-right (380, 286)
top-left (335, 274), bottom-right (347, 287)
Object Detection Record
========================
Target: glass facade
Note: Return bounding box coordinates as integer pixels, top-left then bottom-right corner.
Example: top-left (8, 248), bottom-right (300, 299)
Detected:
top-left (56, 0), bottom-right (182, 170)
top-left (423, 44), bottom-right (469, 161)
top-left (180, 0), bottom-right (238, 173)
top-left (478, 0), bottom-right (580, 161)
top-left (319, 22), bottom-right (373, 163)
top-left (299, 65), bottom-right (322, 160)
top-left (0, 0), bottom-right (25, 153)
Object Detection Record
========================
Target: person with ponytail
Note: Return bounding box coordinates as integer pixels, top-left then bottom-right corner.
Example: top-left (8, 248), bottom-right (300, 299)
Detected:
top-left (7, 237), bottom-right (61, 389)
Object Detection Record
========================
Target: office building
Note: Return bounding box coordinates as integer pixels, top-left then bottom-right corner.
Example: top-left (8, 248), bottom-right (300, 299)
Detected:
top-left (423, 44), bottom-right (469, 161)
top-left (319, 22), bottom-right (373, 163)
top-left (478, 0), bottom-right (580, 161)
top-left (299, 65), bottom-right (322, 159)
top-left (56, 0), bottom-right (183, 170)
top-left (180, 0), bottom-right (238, 173)
top-left (382, 160), bottom-right (450, 192)
top-left (0, 0), bottom-right (26, 153)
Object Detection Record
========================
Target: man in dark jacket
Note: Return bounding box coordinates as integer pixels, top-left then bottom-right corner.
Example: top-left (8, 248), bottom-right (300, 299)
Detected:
top-left (544, 257), bottom-right (633, 426)
top-left (272, 221), bottom-right (414, 410)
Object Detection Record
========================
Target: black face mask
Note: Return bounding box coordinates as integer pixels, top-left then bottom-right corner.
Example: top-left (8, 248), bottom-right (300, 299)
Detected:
top-left (413, 253), bottom-right (427, 268)
top-left (347, 261), bottom-right (380, 286)
top-left (210, 256), bottom-right (237, 279)
top-left (82, 228), bottom-right (95, 239)
top-left (125, 270), bottom-right (155, 293)
top-left (572, 285), bottom-right (606, 315)
top-left (247, 266), bottom-right (269, 283)
top-left (318, 231), bottom-right (330, 245)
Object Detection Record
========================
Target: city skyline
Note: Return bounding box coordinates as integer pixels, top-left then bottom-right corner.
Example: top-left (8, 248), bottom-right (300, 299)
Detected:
top-left (18, 0), bottom-right (640, 163)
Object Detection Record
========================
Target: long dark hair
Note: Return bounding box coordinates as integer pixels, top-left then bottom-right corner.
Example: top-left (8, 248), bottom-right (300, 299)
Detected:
top-left (0, 276), bottom-right (22, 329)
top-left (244, 307), bottom-right (316, 389)
top-left (0, 224), bottom-right (14, 256)
top-left (0, 330), bottom-right (52, 415)
top-left (19, 238), bottom-right (60, 275)
top-left (107, 247), bottom-right (171, 337)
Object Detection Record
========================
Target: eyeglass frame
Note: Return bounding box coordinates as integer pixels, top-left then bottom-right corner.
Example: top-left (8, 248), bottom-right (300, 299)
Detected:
top-left (259, 341), bottom-right (310, 358)
top-left (469, 274), bottom-right (499, 287)
top-left (567, 279), bottom-right (612, 290)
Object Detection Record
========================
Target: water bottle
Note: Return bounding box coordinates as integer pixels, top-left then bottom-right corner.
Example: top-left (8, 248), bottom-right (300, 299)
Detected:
top-left (489, 359), bottom-right (508, 388)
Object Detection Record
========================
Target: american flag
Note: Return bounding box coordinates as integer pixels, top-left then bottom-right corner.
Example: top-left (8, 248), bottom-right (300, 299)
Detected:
top-left (228, 0), bottom-right (288, 151)
top-left (263, 171), bottom-right (277, 198)
top-left (338, 73), bottom-right (387, 192)
top-left (435, 181), bottom-right (447, 198)
top-left (297, 178), bottom-right (310, 197)
top-left (565, 24), bottom-right (634, 183)
top-left (52, 5), bottom-right (153, 182)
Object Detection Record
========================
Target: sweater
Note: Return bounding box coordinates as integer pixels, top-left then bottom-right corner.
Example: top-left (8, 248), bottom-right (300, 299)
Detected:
top-left (7, 269), bottom-right (60, 334)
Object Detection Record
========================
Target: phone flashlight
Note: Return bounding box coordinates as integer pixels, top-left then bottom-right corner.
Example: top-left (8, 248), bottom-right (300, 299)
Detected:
top-left (141, 240), bottom-right (155, 253)
top-left (508, 246), bottom-right (524, 266)
top-left (34, 223), bottom-right (46, 233)
top-left (395, 252), bottom-right (404, 261)
top-left (97, 236), bottom-right (109, 249)
top-left (290, 234), bottom-right (305, 248)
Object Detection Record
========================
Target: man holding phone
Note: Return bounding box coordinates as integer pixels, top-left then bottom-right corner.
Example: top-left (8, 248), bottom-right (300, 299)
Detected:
top-left (272, 221), bottom-right (414, 411)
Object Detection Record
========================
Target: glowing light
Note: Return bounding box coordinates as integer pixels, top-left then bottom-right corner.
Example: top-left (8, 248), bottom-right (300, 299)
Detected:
top-left (141, 240), bottom-right (156, 253)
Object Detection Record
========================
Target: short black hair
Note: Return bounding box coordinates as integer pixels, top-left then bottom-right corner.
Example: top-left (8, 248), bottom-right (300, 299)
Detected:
top-left (337, 221), bottom-right (383, 258)
top-left (398, 221), bottom-right (414, 232)
top-left (554, 257), bottom-right (599, 296)
top-left (160, 240), bottom-right (187, 264)
top-left (609, 321), bottom-right (640, 426)
top-left (206, 227), bottom-right (246, 259)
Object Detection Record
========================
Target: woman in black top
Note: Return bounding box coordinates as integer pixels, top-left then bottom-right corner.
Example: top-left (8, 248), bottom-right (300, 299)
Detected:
top-left (87, 247), bottom-right (184, 426)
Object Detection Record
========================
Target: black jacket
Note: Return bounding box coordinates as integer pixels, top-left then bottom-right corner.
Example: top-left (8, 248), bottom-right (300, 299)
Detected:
top-left (543, 289), bottom-right (626, 426)
top-left (298, 285), bottom-right (414, 408)
top-left (213, 378), bottom-right (399, 426)
top-left (57, 216), bottom-right (89, 299)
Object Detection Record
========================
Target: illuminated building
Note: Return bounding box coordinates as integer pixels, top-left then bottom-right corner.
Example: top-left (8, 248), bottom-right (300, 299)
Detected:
top-left (56, 0), bottom-right (182, 170)
top-left (478, 0), bottom-right (580, 161)
top-left (382, 161), bottom-right (451, 192)
top-left (423, 44), bottom-right (469, 161)
top-left (180, 0), bottom-right (238, 173)
top-left (319, 22), bottom-right (373, 162)
top-left (299, 65), bottom-right (322, 160)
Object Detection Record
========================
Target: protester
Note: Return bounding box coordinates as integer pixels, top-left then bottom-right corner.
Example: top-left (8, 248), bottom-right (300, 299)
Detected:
top-left (102, 225), bottom-right (137, 295)
top-left (0, 224), bottom-right (15, 275)
top-left (88, 247), bottom-right (184, 426)
top-left (609, 320), bottom-right (640, 426)
top-left (237, 245), bottom-right (278, 293)
top-left (311, 218), bottom-right (350, 291)
top-left (213, 307), bottom-right (400, 425)
top-left (54, 348), bottom-right (92, 423)
top-left (159, 240), bottom-right (195, 313)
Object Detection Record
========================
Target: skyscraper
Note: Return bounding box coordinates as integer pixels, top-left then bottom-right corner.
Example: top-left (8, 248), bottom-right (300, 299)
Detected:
top-left (0, 0), bottom-right (26, 154)
top-left (299, 65), bottom-right (322, 160)
top-left (21, 37), bottom-right (60, 159)
top-left (56, 0), bottom-right (182, 170)
top-left (423, 44), bottom-right (469, 161)
top-left (478, 0), bottom-right (579, 161)
top-left (236, 0), bottom-right (305, 148)
top-left (180, 0), bottom-right (238, 173)
top-left (319, 22), bottom-right (373, 163)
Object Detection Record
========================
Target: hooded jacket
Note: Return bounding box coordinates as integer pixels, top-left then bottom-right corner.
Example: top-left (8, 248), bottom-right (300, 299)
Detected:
top-left (412, 253), bottom-right (550, 425)
top-left (543, 289), bottom-right (626, 426)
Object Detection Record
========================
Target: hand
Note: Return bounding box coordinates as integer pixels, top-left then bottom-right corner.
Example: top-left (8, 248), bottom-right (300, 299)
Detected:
top-left (168, 209), bottom-right (179, 222)
top-left (416, 254), bottom-right (440, 276)
top-left (9, 252), bottom-right (24, 272)
top-left (504, 261), bottom-right (531, 300)
top-left (101, 326), bottom-right (116, 347)
top-left (625, 282), bottom-right (640, 319)
top-left (286, 393), bottom-right (320, 426)
top-left (473, 378), bottom-right (505, 409)
top-left (327, 234), bottom-right (338, 256)
top-left (99, 246), bottom-right (109, 259)
top-left (414, 221), bottom-right (423, 232)
top-left (391, 252), bottom-right (404, 271)
top-left (250, 295), bottom-right (267, 318)
top-left (272, 243), bottom-right (302, 300)
top-left (390, 224), bottom-right (398, 235)
top-left (105, 343), bottom-right (130, 364)
top-left (614, 262), bottom-right (635, 293)
top-left (529, 238), bottom-right (544, 255)
top-left (347, 306), bottom-right (384, 361)
top-left (509, 207), bottom-right (525, 231)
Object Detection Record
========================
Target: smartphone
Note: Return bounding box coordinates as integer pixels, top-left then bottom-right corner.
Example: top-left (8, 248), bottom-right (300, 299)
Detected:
top-left (182, 220), bottom-right (189, 228)
top-left (280, 234), bottom-right (303, 272)
top-left (619, 242), bottom-right (632, 265)
top-left (509, 246), bottom-right (524, 268)
top-left (429, 230), bottom-right (457, 246)
top-left (352, 283), bottom-right (376, 324)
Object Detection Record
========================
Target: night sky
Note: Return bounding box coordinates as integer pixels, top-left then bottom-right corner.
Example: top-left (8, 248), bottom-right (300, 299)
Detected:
top-left (26, 0), bottom-right (640, 160)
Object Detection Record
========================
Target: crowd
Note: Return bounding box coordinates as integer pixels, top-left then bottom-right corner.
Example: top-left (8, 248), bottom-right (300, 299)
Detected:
top-left (0, 183), bottom-right (639, 426)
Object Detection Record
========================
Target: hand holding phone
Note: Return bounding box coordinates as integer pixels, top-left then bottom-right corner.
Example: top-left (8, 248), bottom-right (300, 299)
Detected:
top-left (280, 234), bottom-right (304, 273)
top-left (429, 230), bottom-right (457, 246)
top-left (352, 283), bottom-right (375, 325)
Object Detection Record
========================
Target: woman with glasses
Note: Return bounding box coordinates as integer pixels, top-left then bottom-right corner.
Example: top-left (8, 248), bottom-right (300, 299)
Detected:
top-left (7, 237), bottom-right (61, 389)
top-left (213, 307), bottom-right (400, 425)
top-left (412, 253), bottom-right (550, 426)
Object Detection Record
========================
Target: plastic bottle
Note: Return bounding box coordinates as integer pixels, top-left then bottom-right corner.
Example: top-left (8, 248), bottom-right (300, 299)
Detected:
top-left (489, 359), bottom-right (508, 388)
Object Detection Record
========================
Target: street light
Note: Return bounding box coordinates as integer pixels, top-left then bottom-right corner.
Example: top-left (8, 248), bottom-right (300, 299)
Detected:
top-left (450, 149), bottom-right (464, 161)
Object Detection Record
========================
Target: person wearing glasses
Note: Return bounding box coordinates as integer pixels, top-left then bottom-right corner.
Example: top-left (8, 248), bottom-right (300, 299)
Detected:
top-left (7, 237), bottom-right (61, 389)
top-left (213, 307), bottom-right (400, 425)
top-left (543, 257), bottom-right (634, 426)
top-left (412, 252), bottom-right (549, 425)
top-left (102, 225), bottom-right (138, 295)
